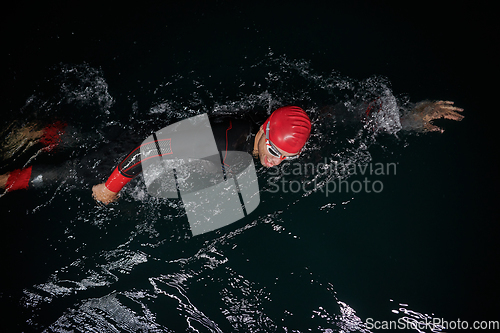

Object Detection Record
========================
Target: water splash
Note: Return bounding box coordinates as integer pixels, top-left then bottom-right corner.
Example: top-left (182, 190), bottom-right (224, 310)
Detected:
top-left (9, 54), bottom-right (413, 332)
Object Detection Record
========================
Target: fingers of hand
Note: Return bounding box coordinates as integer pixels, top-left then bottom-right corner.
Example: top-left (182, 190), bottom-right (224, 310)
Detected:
top-left (425, 123), bottom-right (444, 133)
top-left (443, 111), bottom-right (465, 121)
top-left (439, 107), bottom-right (464, 121)
top-left (433, 101), bottom-right (464, 121)
top-left (436, 100), bottom-right (455, 106)
top-left (435, 100), bottom-right (464, 111)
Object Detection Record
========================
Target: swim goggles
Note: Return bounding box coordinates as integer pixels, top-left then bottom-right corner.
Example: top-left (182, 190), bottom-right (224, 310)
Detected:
top-left (265, 121), bottom-right (300, 160)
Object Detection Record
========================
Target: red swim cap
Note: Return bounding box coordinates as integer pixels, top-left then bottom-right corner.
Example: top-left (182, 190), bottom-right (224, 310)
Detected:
top-left (263, 106), bottom-right (311, 154)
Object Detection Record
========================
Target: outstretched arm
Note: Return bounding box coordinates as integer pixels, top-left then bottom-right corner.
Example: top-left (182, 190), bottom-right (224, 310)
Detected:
top-left (401, 100), bottom-right (464, 133)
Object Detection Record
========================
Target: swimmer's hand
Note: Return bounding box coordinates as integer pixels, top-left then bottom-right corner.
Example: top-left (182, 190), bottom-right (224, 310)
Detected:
top-left (92, 183), bottom-right (119, 205)
top-left (415, 100), bottom-right (464, 133)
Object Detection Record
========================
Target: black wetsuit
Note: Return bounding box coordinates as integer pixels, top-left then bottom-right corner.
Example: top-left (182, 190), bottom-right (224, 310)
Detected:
top-left (115, 118), bottom-right (255, 179)
top-left (15, 116), bottom-right (258, 192)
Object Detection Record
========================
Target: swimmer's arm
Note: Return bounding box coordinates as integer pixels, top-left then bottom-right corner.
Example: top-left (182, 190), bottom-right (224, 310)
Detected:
top-left (400, 100), bottom-right (464, 133)
top-left (92, 145), bottom-right (142, 205)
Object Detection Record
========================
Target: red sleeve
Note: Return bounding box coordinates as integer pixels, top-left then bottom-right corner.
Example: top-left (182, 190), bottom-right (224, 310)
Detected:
top-left (6, 166), bottom-right (33, 191)
top-left (104, 141), bottom-right (145, 193)
top-left (40, 121), bottom-right (67, 152)
top-left (104, 166), bottom-right (134, 193)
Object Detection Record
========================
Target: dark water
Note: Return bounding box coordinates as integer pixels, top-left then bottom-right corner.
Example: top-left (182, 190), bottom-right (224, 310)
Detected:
top-left (2, 2), bottom-right (498, 332)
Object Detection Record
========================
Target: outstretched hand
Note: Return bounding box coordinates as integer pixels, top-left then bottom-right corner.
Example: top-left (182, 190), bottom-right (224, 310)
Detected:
top-left (416, 100), bottom-right (464, 133)
top-left (92, 183), bottom-right (119, 205)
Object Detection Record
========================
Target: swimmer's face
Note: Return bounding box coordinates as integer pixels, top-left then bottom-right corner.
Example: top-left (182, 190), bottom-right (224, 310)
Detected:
top-left (255, 127), bottom-right (297, 168)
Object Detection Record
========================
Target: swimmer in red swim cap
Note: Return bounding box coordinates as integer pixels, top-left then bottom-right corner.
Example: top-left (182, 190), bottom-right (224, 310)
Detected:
top-left (91, 106), bottom-right (311, 204)
top-left (252, 106), bottom-right (311, 168)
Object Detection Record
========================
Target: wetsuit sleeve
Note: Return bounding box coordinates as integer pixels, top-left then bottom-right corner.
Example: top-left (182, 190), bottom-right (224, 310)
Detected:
top-left (5, 166), bottom-right (33, 191)
top-left (105, 145), bottom-right (143, 193)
